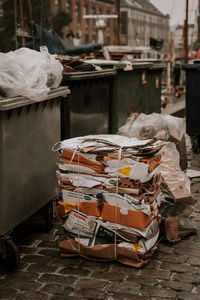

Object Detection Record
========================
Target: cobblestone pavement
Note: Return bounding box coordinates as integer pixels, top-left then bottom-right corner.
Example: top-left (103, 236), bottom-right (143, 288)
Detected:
top-left (0, 135), bottom-right (200, 300)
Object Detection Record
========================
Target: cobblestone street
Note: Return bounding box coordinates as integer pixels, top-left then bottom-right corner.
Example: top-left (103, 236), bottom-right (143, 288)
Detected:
top-left (0, 135), bottom-right (200, 300)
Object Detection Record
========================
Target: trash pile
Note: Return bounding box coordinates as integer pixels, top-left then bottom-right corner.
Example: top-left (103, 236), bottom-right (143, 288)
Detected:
top-left (118, 113), bottom-right (197, 243)
top-left (60, 58), bottom-right (99, 73)
top-left (53, 134), bottom-right (165, 268)
top-left (0, 47), bottom-right (63, 100)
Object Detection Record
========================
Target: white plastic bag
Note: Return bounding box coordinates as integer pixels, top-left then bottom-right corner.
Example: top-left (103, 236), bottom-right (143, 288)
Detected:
top-left (118, 112), bottom-right (184, 142)
top-left (159, 142), bottom-right (192, 201)
top-left (0, 47), bottom-right (63, 100)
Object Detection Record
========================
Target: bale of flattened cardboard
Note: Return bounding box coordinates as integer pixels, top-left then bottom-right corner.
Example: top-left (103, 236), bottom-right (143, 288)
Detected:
top-left (55, 207), bottom-right (159, 268)
top-left (53, 134), bottom-right (163, 268)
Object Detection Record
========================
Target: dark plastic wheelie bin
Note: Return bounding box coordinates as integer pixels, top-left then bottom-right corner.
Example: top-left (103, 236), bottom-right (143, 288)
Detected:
top-left (85, 60), bottom-right (164, 133)
top-left (61, 69), bottom-right (116, 139)
top-left (182, 61), bottom-right (200, 152)
top-left (110, 62), bottom-right (164, 133)
top-left (0, 86), bottom-right (69, 269)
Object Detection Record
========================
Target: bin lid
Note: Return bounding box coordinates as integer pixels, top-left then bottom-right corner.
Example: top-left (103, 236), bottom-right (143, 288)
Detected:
top-left (149, 63), bottom-right (165, 70)
top-left (62, 69), bottom-right (117, 81)
top-left (84, 59), bottom-right (153, 70)
top-left (182, 63), bottom-right (200, 71)
top-left (0, 86), bottom-right (70, 111)
top-left (125, 62), bottom-right (153, 70)
top-left (133, 58), bottom-right (162, 63)
top-left (84, 59), bottom-right (120, 67)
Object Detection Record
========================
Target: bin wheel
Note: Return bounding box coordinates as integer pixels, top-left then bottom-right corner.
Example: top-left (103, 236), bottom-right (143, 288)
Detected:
top-left (0, 238), bottom-right (20, 269)
top-left (44, 201), bottom-right (53, 231)
top-left (191, 136), bottom-right (200, 153)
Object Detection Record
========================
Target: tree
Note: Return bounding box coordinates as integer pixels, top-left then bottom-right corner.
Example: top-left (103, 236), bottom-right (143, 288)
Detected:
top-left (0, 0), bottom-right (71, 52)
top-left (0, 0), bottom-right (15, 52)
top-left (50, 10), bottom-right (71, 37)
top-left (30, 0), bottom-right (52, 30)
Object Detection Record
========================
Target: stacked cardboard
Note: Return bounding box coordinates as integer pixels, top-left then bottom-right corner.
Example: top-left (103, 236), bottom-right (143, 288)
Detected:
top-left (54, 134), bottom-right (164, 268)
top-left (118, 113), bottom-right (197, 242)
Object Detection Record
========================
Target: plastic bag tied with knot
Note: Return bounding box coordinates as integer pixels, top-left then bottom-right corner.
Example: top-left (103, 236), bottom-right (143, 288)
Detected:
top-left (0, 46), bottom-right (63, 100)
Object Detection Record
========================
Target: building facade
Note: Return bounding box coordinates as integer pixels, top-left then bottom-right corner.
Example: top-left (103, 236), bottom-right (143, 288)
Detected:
top-left (49, 0), bottom-right (170, 53)
top-left (50, 0), bottom-right (116, 45)
top-left (172, 24), bottom-right (197, 59)
top-left (120, 0), bottom-right (170, 54)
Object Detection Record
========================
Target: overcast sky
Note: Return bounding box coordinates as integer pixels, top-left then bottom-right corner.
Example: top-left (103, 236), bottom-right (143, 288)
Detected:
top-left (150, 0), bottom-right (198, 26)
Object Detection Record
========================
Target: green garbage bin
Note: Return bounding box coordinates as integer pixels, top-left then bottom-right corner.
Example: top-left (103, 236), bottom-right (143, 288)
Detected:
top-left (84, 60), bottom-right (164, 134)
top-left (61, 69), bottom-right (116, 139)
top-left (0, 86), bottom-right (69, 269)
top-left (110, 62), bottom-right (164, 133)
top-left (144, 63), bottom-right (164, 114)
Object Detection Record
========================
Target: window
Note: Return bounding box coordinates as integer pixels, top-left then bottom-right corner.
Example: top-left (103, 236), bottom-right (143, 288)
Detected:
top-left (106, 35), bottom-right (110, 45)
top-left (84, 4), bottom-right (89, 26)
top-left (55, 0), bottom-right (58, 11)
top-left (92, 33), bottom-right (96, 42)
top-left (85, 33), bottom-right (89, 44)
top-left (75, 3), bottom-right (81, 24)
top-left (106, 9), bottom-right (110, 26)
top-left (120, 11), bottom-right (127, 35)
top-left (92, 6), bottom-right (96, 25)
top-left (65, 0), bottom-right (71, 14)
top-left (0, 0), bottom-right (3, 17)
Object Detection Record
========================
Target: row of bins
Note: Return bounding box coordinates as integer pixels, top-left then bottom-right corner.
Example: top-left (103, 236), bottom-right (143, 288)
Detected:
top-left (0, 62), bottom-right (164, 269)
top-left (61, 61), bottom-right (164, 137)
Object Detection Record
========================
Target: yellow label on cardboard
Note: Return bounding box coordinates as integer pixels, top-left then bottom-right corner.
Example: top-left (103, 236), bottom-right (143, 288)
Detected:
top-left (119, 166), bottom-right (131, 177)
top-left (133, 244), bottom-right (142, 251)
top-left (64, 202), bottom-right (77, 214)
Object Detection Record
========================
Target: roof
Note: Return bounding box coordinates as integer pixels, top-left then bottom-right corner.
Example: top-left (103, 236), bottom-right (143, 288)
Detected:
top-left (121, 0), bottom-right (168, 18)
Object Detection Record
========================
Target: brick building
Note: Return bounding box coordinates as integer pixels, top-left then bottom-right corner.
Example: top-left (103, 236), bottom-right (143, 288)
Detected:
top-left (44, 0), bottom-right (170, 52)
top-left (50, 0), bottom-right (116, 45)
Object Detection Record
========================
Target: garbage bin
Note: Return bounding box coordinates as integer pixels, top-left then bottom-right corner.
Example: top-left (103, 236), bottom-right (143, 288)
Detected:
top-left (61, 69), bottom-right (116, 139)
top-left (84, 59), bottom-right (164, 133)
top-left (110, 62), bottom-right (164, 133)
top-left (0, 86), bottom-right (69, 268)
top-left (182, 61), bottom-right (200, 152)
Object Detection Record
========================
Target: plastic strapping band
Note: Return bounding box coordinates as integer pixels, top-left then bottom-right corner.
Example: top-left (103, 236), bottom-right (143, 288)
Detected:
top-left (52, 142), bottom-right (62, 152)
top-left (69, 147), bottom-right (78, 165)
top-left (77, 149), bottom-right (81, 254)
top-left (114, 144), bottom-right (124, 260)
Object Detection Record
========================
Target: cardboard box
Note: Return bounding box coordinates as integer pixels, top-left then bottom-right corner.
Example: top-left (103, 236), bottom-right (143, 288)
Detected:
top-left (62, 190), bottom-right (97, 203)
top-left (101, 203), bottom-right (152, 230)
top-left (79, 202), bottom-right (101, 217)
top-left (58, 201), bottom-right (77, 217)
top-left (58, 201), bottom-right (100, 217)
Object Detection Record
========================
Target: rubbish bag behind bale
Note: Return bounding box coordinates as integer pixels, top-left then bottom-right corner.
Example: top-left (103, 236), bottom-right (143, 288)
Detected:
top-left (118, 112), bottom-right (184, 141)
top-left (0, 47), bottom-right (63, 100)
top-left (118, 113), bottom-right (187, 170)
top-left (159, 142), bottom-right (192, 204)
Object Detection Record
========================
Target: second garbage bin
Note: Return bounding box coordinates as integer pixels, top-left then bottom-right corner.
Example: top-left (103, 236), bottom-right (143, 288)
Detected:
top-left (61, 69), bottom-right (116, 139)
top-left (110, 61), bottom-right (164, 133)
top-left (84, 59), bottom-right (164, 134)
